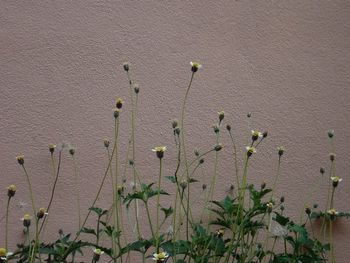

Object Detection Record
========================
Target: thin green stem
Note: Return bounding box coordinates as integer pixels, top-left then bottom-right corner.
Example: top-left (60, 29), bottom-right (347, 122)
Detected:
top-left (156, 158), bottom-right (163, 253)
top-left (72, 156), bottom-right (81, 230)
top-left (5, 197), bottom-right (11, 252)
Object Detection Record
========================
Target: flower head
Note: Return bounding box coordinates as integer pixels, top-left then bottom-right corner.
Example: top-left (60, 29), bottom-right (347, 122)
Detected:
top-left (245, 146), bottom-right (257, 157)
top-left (327, 129), bottom-right (334, 139)
top-left (152, 146), bottom-right (167, 159)
top-left (7, 184), bottom-right (17, 198)
top-left (327, 209), bottom-right (338, 220)
top-left (266, 202), bottom-right (273, 213)
top-left (331, 176), bottom-right (342, 188)
top-left (116, 98), bottom-right (124, 109)
top-left (152, 251), bottom-right (169, 262)
top-left (21, 214), bottom-right (32, 227)
top-left (251, 130), bottom-right (263, 141)
top-left (216, 228), bottom-right (225, 238)
top-left (103, 139), bottom-right (110, 148)
top-left (134, 84), bottom-right (140, 94)
top-left (16, 155), bottom-right (24, 165)
top-left (93, 248), bottom-right (104, 262)
top-left (0, 248), bottom-right (6, 257)
top-left (49, 144), bottom-right (56, 154)
top-left (190, 61), bottom-right (202, 73)
top-left (218, 111), bottom-right (225, 123)
top-left (123, 62), bottom-right (129, 72)
top-left (277, 146), bottom-right (285, 157)
top-left (37, 207), bottom-right (48, 219)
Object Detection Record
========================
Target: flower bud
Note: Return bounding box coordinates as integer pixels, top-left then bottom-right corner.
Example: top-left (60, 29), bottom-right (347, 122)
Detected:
top-left (230, 184), bottom-right (234, 191)
top-left (16, 155), bottom-right (24, 165)
top-left (22, 214), bottom-right (31, 227)
top-left (331, 176), bottom-right (342, 188)
top-left (172, 119), bottom-right (178, 129)
top-left (123, 62), bottom-right (129, 72)
top-left (327, 209), bottom-right (338, 221)
top-left (305, 206), bottom-right (311, 215)
top-left (113, 108), bottom-right (120, 118)
top-left (7, 185), bottom-right (16, 198)
top-left (213, 124), bottom-right (220, 134)
top-left (117, 185), bottom-right (125, 195)
top-left (116, 98), bottom-right (124, 109)
top-left (133, 84), bottom-right (139, 94)
top-left (69, 148), bottom-right (75, 156)
top-left (129, 159), bottom-right (134, 166)
top-left (280, 196), bottom-right (285, 203)
top-left (194, 149), bottom-right (200, 156)
top-left (263, 131), bottom-right (268, 138)
top-left (216, 229), bottom-right (224, 238)
top-left (277, 146), bottom-right (285, 157)
top-left (49, 144), bottom-right (56, 154)
top-left (327, 130), bottom-right (334, 139)
top-left (190, 61), bottom-right (202, 73)
top-left (214, 144), bottom-right (223, 152)
top-left (199, 158), bottom-right (204, 164)
top-left (247, 112), bottom-right (252, 118)
top-left (280, 205), bottom-right (285, 211)
top-left (180, 180), bottom-right (187, 190)
top-left (103, 139), bottom-right (110, 148)
top-left (226, 124), bottom-right (231, 131)
top-left (266, 202), bottom-right (273, 213)
top-left (260, 182), bottom-right (266, 190)
top-left (320, 167), bottom-right (325, 175)
top-left (329, 153), bottom-right (336, 162)
top-left (218, 111), bottom-right (225, 123)
top-left (37, 207), bottom-right (47, 219)
top-left (202, 184), bottom-right (207, 190)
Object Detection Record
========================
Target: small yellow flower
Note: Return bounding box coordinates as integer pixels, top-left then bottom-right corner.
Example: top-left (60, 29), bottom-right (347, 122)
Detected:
top-left (152, 251), bottom-right (169, 262)
top-left (327, 209), bottom-right (338, 216)
top-left (0, 248), bottom-right (6, 257)
top-left (93, 248), bottom-right (104, 255)
top-left (190, 61), bottom-right (202, 72)
top-left (266, 202), bottom-right (274, 213)
top-left (16, 155), bottom-right (24, 165)
top-left (216, 229), bottom-right (225, 237)
top-left (251, 130), bottom-right (263, 141)
top-left (152, 146), bottom-right (167, 159)
top-left (331, 176), bottom-right (342, 188)
top-left (7, 184), bottom-right (17, 197)
top-left (245, 146), bottom-right (257, 157)
top-left (21, 214), bottom-right (32, 227)
top-left (37, 207), bottom-right (48, 219)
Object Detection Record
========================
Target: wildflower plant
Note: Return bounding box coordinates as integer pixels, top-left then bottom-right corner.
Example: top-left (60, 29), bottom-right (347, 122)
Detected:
top-left (2, 62), bottom-right (348, 263)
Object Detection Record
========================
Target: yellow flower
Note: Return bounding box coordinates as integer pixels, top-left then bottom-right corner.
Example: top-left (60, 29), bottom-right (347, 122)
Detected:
top-left (245, 146), bottom-right (257, 157)
top-left (251, 130), bottom-right (263, 141)
top-left (0, 248), bottom-right (6, 257)
top-left (152, 251), bottom-right (169, 261)
top-left (331, 176), bottom-right (342, 188)
top-left (190, 61), bottom-right (202, 72)
top-left (152, 146), bottom-right (167, 159)
top-left (7, 184), bottom-right (17, 197)
top-left (93, 248), bottom-right (104, 255)
top-left (327, 209), bottom-right (338, 216)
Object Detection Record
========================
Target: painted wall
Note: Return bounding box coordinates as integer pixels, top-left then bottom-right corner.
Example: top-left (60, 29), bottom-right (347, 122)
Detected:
top-left (1, 1), bottom-right (350, 261)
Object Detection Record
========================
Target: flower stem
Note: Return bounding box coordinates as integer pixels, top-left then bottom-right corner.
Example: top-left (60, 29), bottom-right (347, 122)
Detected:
top-left (5, 197), bottom-right (11, 252)
top-left (156, 158), bottom-right (163, 253)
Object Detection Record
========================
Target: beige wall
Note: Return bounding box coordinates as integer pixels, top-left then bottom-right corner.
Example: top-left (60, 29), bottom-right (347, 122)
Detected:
top-left (1, 1), bottom-right (350, 261)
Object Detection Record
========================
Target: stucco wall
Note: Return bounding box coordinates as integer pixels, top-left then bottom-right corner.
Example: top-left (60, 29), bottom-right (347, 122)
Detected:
top-left (1, 1), bottom-right (350, 262)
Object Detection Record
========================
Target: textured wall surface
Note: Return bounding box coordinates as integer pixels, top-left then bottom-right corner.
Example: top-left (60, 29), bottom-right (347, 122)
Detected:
top-left (1, 1), bottom-right (350, 261)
